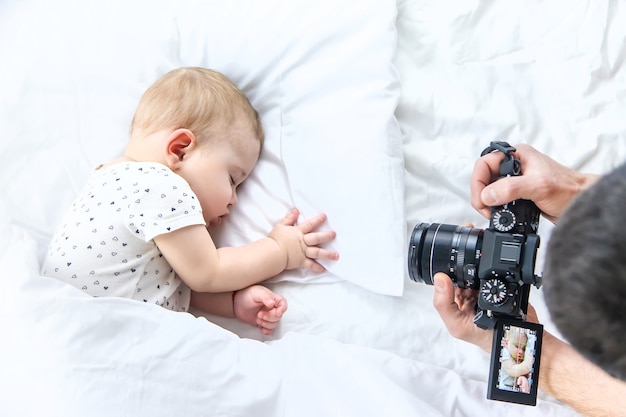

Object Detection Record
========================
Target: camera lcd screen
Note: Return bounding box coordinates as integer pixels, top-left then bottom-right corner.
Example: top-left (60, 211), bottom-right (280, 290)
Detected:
top-left (487, 318), bottom-right (543, 406)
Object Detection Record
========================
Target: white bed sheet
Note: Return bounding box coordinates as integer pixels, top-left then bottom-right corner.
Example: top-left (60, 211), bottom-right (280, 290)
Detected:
top-left (2, 0), bottom-right (626, 416)
top-left (0, 225), bottom-right (578, 417)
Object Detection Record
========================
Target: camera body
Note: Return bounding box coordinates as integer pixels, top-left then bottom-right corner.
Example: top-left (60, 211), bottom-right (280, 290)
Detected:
top-left (474, 196), bottom-right (541, 327)
top-left (407, 141), bottom-right (544, 405)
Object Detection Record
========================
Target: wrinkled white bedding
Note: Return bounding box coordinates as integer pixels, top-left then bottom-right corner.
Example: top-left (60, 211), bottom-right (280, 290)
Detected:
top-left (0, 225), bottom-right (577, 416)
top-left (2, 0), bottom-right (626, 416)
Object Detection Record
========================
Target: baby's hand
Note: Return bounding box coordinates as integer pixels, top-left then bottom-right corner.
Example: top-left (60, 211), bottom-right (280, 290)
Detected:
top-left (233, 285), bottom-right (288, 335)
top-left (517, 376), bottom-right (531, 393)
top-left (269, 208), bottom-right (339, 272)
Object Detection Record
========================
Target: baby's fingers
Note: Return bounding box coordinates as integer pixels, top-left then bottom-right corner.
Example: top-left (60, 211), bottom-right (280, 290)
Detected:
top-left (299, 249), bottom-right (340, 272)
top-left (305, 246), bottom-right (339, 262)
top-left (303, 230), bottom-right (336, 246)
top-left (258, 307), bottom-right (285, 323)
top-left (300, 258), bottom-right (327, 273)
top-left (279, 208), bottom-right (300, 226)
top-left (257, 308), bottom-right (285, 335)
top-left (297, 213), bottom-right (328, 233)
top-left (258, 320), bottom-right (280, 335)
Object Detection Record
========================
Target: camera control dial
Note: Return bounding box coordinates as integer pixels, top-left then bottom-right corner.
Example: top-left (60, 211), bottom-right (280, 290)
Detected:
top-left (480, 278), bottom-right (510, 306)
top-left (492, 209), bottom-right (516, 232)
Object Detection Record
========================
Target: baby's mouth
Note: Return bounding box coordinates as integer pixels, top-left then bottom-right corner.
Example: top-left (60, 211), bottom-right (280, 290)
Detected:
top-left (211, 213), bottom-right (229, 227)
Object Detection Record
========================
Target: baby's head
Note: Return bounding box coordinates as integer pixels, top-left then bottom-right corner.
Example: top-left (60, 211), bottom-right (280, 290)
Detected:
top-left (128, 67), bottom-right (265, 226)
top-left (505, 328), bottom-right (528, 362)
top-left (130, 67), bottom-right (264, 152)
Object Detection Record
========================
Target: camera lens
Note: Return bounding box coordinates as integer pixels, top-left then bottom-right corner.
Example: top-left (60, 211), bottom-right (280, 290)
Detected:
top-left (408, 223), bottom-right (483, 288)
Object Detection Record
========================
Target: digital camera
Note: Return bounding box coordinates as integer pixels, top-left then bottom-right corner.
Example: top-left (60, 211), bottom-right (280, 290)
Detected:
top-left (407, 142), bottom-right (544, 405)
top-left (408, 141), bottom-right (542, 328)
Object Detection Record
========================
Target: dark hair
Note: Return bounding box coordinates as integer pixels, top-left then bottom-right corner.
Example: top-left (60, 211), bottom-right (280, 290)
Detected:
top-left (543, 161), bottom-right (626, 380)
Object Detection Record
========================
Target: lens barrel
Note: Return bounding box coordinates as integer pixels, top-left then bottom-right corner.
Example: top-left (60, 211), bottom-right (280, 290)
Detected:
top-left (408, 223), bottom-right (483, 288)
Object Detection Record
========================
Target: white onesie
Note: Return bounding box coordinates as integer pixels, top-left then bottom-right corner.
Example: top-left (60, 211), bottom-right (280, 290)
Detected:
top-left (42, 161), bottom-right (206, 311)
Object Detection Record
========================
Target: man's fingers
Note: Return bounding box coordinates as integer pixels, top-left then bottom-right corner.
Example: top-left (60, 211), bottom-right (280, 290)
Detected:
top-left (432, 273), bottom-right (457, 315)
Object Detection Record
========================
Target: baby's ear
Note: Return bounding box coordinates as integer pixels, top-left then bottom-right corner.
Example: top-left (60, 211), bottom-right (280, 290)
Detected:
top-left (165, 129), bottom-right (196, 168)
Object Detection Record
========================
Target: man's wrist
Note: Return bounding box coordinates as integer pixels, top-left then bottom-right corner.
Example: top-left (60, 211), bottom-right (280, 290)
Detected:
top-left (580, 173), bottom-right (601, 193)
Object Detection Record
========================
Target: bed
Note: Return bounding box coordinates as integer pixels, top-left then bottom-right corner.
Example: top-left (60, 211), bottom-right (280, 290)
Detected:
top-left (1, 0), bottom-right (625, 416)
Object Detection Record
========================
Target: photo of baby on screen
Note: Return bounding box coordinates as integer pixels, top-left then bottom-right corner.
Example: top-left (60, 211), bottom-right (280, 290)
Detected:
top-left (497, 324), bottom-right (538, 394)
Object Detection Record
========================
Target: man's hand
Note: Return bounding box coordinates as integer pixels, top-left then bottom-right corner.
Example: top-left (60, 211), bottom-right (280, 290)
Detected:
top-left (432, 272), bottom-right (493, 352)
top-left (470, 143), bottom-right (598, 223)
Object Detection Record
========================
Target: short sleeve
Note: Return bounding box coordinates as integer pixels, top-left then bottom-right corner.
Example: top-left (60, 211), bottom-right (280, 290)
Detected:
top-left (123, 164), bottom-right (206, 242)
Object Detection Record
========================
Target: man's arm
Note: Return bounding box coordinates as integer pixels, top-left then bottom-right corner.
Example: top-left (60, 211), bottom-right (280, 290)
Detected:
top-left (539, 331), bottom-right (626, 417)
top-left (433, 272), bottom-right (626, 417)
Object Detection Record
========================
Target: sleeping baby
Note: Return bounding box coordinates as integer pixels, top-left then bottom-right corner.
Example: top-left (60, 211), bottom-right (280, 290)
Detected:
top-left (42, 66), bottom-right (339, 334)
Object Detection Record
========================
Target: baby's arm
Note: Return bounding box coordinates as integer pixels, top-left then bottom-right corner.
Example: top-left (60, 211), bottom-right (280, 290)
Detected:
top-left (501, 352), bottom-right (534, 377)
top-left (154, 208), bottom-right (338, 292)
top-left (190, 286), bottom-right (287, 335)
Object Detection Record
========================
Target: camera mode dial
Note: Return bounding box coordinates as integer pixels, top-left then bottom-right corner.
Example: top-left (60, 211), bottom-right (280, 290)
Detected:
top-left (480, 278), bottom-right (510, 306)
top-left (492, 209), bottom-right (516, 233)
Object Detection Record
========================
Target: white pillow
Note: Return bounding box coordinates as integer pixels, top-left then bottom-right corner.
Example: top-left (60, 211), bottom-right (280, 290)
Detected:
top-left (0, 0), bottom-right (405, 295)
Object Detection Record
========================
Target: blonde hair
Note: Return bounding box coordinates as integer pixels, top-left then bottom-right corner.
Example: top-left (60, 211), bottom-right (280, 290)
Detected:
top-left (505, 327), bottom-right (528, 344)
top-left (130, 67), bottom-right (264, 149)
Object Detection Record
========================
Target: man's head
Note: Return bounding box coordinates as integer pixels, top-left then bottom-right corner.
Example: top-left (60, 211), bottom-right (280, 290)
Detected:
top-left (543, 161), bottom-right (626, 380)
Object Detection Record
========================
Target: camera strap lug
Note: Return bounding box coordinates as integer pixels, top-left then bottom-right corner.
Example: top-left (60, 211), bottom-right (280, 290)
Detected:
top-left (481, 141), bottom-right (521, 177)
